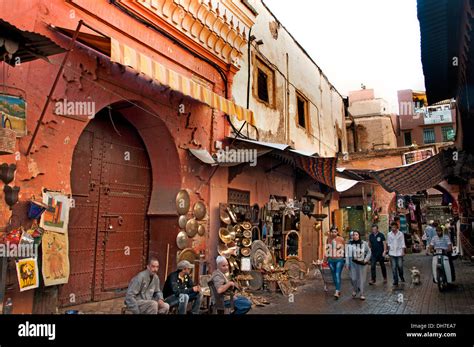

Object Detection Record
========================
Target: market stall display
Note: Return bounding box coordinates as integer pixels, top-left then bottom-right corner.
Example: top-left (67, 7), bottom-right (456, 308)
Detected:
top-left (213, 194), bottom-right (326, 298)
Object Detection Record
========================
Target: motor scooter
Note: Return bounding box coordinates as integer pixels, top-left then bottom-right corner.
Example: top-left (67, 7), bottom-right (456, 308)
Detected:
top-left (432, 248), bottom-right (452, 292)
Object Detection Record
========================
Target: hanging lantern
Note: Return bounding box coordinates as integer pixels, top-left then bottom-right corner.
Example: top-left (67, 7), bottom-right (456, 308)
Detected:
top-left (0, 163), bottom-right (16, 184)
top-left (3, 185), bottom-right (20, 209)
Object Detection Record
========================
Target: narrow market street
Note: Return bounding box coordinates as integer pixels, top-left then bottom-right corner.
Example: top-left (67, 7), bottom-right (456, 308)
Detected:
top-left (251, 253), bottom-right (474, 314)
top-left (2, 2), bottom-right (474, 346)
top-left (61, 253), bottom-right (474, 315)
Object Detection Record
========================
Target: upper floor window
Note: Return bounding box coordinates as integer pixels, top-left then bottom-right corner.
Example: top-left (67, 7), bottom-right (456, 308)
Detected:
top-left (257, 68), bottom-right (269, 103)
top-left (296, 92), bottom-right (308, 129)
top-left (442, 126), bottom-right (454, 141)
top-left (423, 128), bottom-right (435, 144)
top-left (404, 131), bottom-right (412, 146)
top-left (254, 57), bottom-right (274, 107)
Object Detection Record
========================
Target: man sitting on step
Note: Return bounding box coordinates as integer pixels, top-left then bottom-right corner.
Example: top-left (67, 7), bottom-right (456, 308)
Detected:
top-left (163, 260), bottom-right (203, 314)
top-left (125, 257), bottom-right (169, 314)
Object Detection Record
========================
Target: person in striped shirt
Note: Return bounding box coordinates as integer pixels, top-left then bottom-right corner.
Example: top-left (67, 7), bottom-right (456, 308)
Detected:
top-left (430, 226), bottom-right (455, 281)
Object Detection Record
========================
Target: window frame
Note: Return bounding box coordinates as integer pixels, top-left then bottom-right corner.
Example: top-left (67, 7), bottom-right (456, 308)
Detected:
top-left (423, 128), bottom-right (436, 144)
top-left (403, 131), bottom-right (412, 146)
top-left (257, 68), bottom-right (270, 103)
top-left (295, 90), bottom-right (309, 130)
top-left (253, 56), bottom-right (275, 107)
top-left (441, 126), bottom-right (454, 142)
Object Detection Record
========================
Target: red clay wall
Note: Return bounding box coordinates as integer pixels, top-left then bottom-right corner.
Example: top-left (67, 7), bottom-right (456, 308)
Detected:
top-left (0, 0), bottom-right (233, 312)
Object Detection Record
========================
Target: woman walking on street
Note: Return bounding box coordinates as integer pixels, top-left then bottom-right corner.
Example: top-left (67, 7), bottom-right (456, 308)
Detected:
top-left (346, 231), bottom-right (371, 300)
top-left (325, 226), bottom-right (346, 299)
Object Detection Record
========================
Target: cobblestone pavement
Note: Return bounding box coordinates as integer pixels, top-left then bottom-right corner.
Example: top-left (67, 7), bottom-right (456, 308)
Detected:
top-left (62, 253), bottom-right (474, 314)
top-left (251, 253), bottom-right (474, 314)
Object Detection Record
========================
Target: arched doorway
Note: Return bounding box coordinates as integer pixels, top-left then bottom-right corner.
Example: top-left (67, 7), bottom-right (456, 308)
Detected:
top-left (59, 108), bottom-right (152, 307)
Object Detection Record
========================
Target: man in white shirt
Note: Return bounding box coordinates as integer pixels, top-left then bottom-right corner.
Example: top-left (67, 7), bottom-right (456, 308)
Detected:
top-left (387, 222), bottom-right (406, 287)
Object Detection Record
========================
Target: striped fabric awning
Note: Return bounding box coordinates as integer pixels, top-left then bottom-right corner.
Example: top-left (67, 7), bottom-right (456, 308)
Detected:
top-left (370, 152), bottom-right (446, 194)
top-left (296, 156), bottom-right (337, 189)
top-left (111, 38), bottom-right (255, 126)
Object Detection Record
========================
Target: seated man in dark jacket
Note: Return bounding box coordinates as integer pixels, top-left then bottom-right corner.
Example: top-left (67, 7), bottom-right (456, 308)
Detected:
top-left (163, 260), bottom-right (203, 314)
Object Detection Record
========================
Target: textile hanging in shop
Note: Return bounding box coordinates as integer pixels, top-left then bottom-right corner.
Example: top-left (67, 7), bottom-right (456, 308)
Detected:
top-left (296, 156), bottom-right (337, 189)
top-left (370, 152), bottom-right (446, 194)
top-left (399, 215), bottom-right (408, 234)
top-left (408, 202), bottom-right (416, 222)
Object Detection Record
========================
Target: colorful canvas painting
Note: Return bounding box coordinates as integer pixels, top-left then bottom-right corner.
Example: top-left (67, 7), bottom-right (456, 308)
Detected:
top-left (16, 258), bottom-right (39, 292)
top-left (42, 230), bottom-right (70, 286)
top-left (40, 191), bottom-right (71, 234)
top-left (0, 94), bottom-right (27, 137)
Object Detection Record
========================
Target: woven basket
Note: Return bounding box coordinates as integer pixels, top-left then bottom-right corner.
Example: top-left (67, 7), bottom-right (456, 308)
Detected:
top-left (0, 119), bottom-right (16, 155)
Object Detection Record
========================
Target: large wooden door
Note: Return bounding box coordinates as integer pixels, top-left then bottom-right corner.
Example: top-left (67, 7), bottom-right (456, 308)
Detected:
top-left (301, 214), bottom-right (321, 265)
top-left (59, 112), bottom-right (151, 306)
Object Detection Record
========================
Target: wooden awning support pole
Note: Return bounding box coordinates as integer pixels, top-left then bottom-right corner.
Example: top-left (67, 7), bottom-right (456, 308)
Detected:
top-left (26, 20), bottom-right (83, 156)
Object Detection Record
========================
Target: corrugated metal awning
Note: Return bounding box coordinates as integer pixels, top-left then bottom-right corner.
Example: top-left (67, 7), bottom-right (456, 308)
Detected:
top-left (226, 137), bottom-right (291, 151)
top-left (0, 18), bottom-right (65, 65)
top-left (190, 137), bottom-right (337, 188)
top-left (188, 149), bottom-right (217, 166)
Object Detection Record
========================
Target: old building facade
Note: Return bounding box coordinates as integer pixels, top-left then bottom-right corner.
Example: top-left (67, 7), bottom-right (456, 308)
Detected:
top-left (396, 89), bottom-right (456, 147)
top-left (205, 0), bottom-right (348, 266)
top-left (0, 0), bottom-right (256, 312)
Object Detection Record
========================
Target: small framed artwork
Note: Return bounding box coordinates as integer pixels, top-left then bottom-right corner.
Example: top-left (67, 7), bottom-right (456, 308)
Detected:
top-left (16, 258), bottom-right (39, 292)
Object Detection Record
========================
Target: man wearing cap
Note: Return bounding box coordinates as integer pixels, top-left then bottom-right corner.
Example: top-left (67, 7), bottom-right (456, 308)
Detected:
top-left (163, 260), bottom-right (203, 314)
top-left (210, 256), bottom-right (252, 314)
top-left (125, 257), bottom-right (169, 314)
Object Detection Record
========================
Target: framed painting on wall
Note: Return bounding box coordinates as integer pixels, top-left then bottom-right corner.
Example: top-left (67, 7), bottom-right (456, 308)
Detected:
top-left (42, 230), bottom-right (70, 286)
top-left (0, 94), bottom-right (27, 137)
top-left (16, 257), bottom-right (39, 292)
top-left (40, 190), bottom-right (71, 234)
